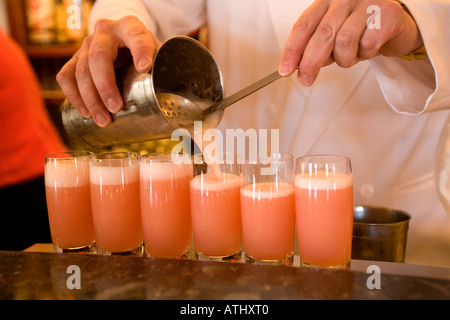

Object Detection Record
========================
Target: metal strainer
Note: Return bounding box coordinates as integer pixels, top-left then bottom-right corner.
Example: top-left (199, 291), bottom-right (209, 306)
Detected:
top-left (157, 71), bottom-right (282, 124)
top-left (157, 92), bottom-right (205, 128)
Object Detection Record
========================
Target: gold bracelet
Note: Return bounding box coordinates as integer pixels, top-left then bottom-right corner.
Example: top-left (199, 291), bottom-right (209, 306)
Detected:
top-left (399, 45), bottom-right (428, 61)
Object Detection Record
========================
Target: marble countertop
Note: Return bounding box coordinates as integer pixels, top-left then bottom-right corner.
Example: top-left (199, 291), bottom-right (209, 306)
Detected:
top-left (0, 250), bottom-right (449, 301)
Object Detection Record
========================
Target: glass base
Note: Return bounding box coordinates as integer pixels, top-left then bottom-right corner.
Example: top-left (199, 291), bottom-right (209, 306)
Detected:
top-left (97, 243), bottom-right (144, 256)
top-left (195, 250), bottom-right (242, 263)
top-left (145, 248), bottom-right (191, 260)
top-left (245, 252), bottom-right (293, 266)
top-left (300, 258), bottom-right (351, 271)
top-left (53, 242), bottom-right (97, 254)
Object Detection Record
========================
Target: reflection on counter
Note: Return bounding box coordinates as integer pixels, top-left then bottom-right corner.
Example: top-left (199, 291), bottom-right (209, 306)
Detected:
top-left (1, 251), bottom-right (449, 300)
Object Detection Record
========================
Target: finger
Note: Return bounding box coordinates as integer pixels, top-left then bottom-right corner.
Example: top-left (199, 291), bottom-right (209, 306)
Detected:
top-left (56, 55), bottom-right (91, 118)
top-left (88, 19), bottom-right (124, 113)
top-left (278, 0), bottom-right (329, 77)
top-left (358, 23), bottom-right (389, 60)
top-left (75, 40), bottom-right (112, 128)
top-left (116, 16), bottom-right (161, 73)
top-left (333, 9), bottom-right (368, 68)
top-left (298, 1), bottom-right (354, 86)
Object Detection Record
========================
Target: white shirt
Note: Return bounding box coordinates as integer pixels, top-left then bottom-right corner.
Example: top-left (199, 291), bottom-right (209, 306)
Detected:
top-left (89, 0), bottom-right (450, 266)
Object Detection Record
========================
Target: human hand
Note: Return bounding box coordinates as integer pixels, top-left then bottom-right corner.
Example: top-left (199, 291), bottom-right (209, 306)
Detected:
top-left (278, 0), bottom-right (424, 86)
top-left (56, 16), bottom-right (161, 127)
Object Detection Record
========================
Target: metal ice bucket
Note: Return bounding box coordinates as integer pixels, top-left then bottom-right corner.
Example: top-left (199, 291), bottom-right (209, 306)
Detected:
top-left (352, 205), bottom-right (411, 263)
top-left (61, 36), bottom-right (225, 151)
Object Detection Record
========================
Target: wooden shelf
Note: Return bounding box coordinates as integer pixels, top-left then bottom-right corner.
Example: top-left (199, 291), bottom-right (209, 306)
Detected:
top-left (25, 42), bottom-right (82, 59)
top-left (42, 89), bottom-right (66, 100)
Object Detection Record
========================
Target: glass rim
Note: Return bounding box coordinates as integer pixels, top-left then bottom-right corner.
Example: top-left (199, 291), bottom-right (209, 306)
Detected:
top-left (244, 152), bottom-right (293, 165)
top-left (45, 150), bottom-right (94, 160)
top-left (295, 154), bottom-right (351, 164)
top-left (140, 152), bottom-right (192, 163)
top-left (192, 152), bottom-right (243, 165)
top-left (91, 151), bottom-right (139, 161)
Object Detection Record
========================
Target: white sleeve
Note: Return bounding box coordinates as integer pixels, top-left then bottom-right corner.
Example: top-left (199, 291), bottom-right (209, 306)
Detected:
top-left (370, 0), bottom-right (450, 115)
top-left (88, 0), bottom-right (206, 41)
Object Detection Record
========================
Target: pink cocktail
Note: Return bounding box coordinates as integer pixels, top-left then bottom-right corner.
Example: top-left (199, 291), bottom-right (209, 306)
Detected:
top-left (90, 152), bottom-right (143, 255)
top-left (140, 154), bottom-right (192, 258)
top-left (190, 172), bottom-right (242, 260)
top-left (240, 153), bottom-right (295, 265)
top-left (45, 151), bottom-right (95, 252)
top-left (295, 155), bottom-right (353, 269)
top-left (240, 182), bottom-right (295, 263)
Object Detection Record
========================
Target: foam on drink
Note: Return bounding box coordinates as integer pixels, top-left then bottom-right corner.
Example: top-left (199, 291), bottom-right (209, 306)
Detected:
top-left (240, 182), bottom-right (294, 198)
top-left (140, 158), bottom-right (193, 180)
top-left (295, 171), bottom-right (353, 189)
top-left (90, 164), bottom-right (139, 185)
top-left (190, 172), bottom-right (242, 191)
top-left (45, 160), bottom-right (90, 187)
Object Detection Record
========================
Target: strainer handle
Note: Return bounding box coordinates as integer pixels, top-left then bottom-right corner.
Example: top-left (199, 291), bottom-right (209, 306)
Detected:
top-left (203, 70), bottom-right (281, 116)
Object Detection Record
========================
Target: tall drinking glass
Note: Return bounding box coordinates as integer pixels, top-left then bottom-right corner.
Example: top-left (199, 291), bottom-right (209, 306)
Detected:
top-left (90, 151), bottom-right (143, 255)
top-left (240, 153), bottom-right (295, 265)
top-left (44, 150), bottom-right (96, 253)
top-left (140, 153), bottom-right (193, 259)
top-left (295, 154), bottom-right (353, 270)
top-left (190, 153), bottom-right (242, 262)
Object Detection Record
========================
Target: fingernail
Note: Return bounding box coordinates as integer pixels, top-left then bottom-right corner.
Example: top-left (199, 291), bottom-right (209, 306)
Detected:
top-left (278, 62), bottom-right (291, 76)
top-left (95, 113), bottom-right (109, 127)
top-left (107, 98), bottom-right (122, 113)
top-left (79, 106), bottom-right (91, 118)
top-left (137, 56), bottom-right (152, 71)
top-left (299, 73), bottom-right (312, 86)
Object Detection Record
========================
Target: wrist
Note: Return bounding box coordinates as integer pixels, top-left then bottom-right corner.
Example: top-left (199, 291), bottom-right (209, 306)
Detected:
top-left (396, 1), bottom-right (427, 61)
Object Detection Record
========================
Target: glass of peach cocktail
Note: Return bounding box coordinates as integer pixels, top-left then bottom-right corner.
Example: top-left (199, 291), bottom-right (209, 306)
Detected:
top-left (90, 151), bottom-right (143, 256)
top-left (139, 153), bottom-right (193, 259)
top-left (45, 150), bottom-right (96, 253)
top-left (240, 153), bottom-right (295, 265)
top-left (295, 154), bottom-right (353, 270)
top-left (190, 153), bottom-right (242, 262)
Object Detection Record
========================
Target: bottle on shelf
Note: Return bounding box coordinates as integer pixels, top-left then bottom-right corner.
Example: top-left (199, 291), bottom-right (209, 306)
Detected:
top-left (25, 0), bottom-right (94, 46)
top-left (25, 0), bottom-right (57, 44)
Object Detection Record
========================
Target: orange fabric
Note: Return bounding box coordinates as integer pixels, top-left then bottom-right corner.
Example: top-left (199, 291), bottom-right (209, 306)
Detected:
top-left (0, 30), bottom-right (66, 188)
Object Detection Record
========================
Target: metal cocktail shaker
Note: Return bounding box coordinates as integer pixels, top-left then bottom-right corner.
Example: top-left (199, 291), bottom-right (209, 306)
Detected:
top-left (61, 36), bottom-right (225, 151)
